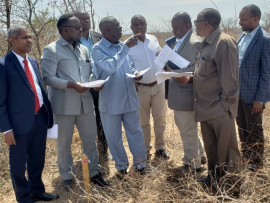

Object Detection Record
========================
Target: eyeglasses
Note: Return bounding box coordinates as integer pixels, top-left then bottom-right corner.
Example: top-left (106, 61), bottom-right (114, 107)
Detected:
top-left (194, 19), bottom-right (206, 24)
top-left (64, 25), bottom-right (82, 31)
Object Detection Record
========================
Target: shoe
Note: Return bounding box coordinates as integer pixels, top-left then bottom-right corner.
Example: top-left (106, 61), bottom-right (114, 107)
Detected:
top-left (178, 165), bottom-right (202, 173)
top-left (91, 173), bottom-right (109, 187)
top-left (116, 169), bottom-right (128, 180)
top-left (63, 178), bottom-right (75, 187)
top-left (155, 149), bottom-right (170, 159)
top-left (136, 167), bottom-right (146, 175)
top-left (31, 192), bottom-right (59, 202)
top-left (201, 156), bottom-right (207, 165)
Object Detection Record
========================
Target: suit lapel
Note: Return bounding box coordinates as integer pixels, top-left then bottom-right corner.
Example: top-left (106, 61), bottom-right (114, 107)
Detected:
top-left (176, 30), bottom-right (192, 54)
top-left (241, 28), bottom-right (261, 64)
top-left (9, 52), bottom-right (33, 91)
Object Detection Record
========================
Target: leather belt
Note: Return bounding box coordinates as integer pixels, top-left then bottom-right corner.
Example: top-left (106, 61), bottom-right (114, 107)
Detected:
top-left (137, 81), bottom-right (157, 87)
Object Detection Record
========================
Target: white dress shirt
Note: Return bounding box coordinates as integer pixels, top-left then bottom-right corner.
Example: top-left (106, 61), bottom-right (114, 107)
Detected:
top-left (13, 51), bottom-right (43, 107)
top-left (129, 34), bottom-right (161, 84)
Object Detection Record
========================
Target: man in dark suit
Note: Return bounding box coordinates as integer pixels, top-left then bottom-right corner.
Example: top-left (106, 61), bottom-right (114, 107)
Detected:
top-left (237, 4), bottom-right (270, 172)
top-left (0, 25), bottom-right (59, 202)
top-left (74, 11), bottom-right (108, 156)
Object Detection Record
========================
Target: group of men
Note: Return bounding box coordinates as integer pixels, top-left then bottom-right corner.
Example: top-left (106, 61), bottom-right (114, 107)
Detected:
top-left (0, 3), bottom-right (269, 203)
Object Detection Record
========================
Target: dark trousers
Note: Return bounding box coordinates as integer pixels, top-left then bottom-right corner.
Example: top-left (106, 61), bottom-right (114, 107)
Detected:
top-left (10, 110), bottom-right (47, 203)
top-left (236, 98), bottom-right (264, 169)
top-left (90, 89), bottom-right (107, 155)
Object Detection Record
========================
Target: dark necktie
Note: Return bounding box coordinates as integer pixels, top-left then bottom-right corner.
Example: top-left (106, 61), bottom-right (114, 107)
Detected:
top-left (23, 58), bottom-right (40, 113)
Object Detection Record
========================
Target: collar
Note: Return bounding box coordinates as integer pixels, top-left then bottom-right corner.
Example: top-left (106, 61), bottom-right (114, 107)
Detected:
top-left (12, 50), bottom-right (28, 61)
top-left (101, 37), bottom-right (122, 48)
top-left (243, 25), bottom-right (260, 37)
top-left (205, 28), bottom-right (221, 45)
top-left (60, 37), bottom-right (80, 47)
top-left (175, 29), bottom-right (192, 43)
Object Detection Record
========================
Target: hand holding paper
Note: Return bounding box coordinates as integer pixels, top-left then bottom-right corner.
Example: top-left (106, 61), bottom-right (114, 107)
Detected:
top-left (126, 67), bottom-right (151, 78)
top-left (154, 44), bottom-right (190, 69)
top-left (155, 71), bottom-right (193, 84)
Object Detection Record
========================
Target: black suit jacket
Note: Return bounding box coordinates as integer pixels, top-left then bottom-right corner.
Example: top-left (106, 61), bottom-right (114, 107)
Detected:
top-left (0, 51), bottom-right (53, 135)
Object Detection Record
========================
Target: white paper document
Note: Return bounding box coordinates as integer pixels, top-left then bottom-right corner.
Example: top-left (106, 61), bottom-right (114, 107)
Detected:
top-left (154, 44), bottom-right (190, 69)
top-left (47, 124), bottom-right (58, 139)
top-left (82, 77), bottom-right (110, 88)
top-left (155, 72), bottom-right (193, 84)
top-left (126, 67), bottom-right (151, 78)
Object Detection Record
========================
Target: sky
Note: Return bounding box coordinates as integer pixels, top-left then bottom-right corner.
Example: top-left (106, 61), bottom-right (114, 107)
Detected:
top-left (92, 0), bottom-right (269, 33)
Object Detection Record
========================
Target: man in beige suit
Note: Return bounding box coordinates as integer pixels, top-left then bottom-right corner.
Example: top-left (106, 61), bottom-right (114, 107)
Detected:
top-left (186, 8), bottom-right (240, 184)
top-left (165, 12), bottom-right (205, 171)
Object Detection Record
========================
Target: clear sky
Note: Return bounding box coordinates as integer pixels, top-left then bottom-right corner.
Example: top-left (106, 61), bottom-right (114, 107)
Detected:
top-left (93, 0), bottom-right (269, 33)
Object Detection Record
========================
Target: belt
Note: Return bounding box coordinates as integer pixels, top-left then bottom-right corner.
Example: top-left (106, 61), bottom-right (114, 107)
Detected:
top-left (137, 81), bottom-right (157, 87)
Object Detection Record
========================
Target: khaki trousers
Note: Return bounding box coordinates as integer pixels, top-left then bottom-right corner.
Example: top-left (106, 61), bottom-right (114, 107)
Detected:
top-left (201, 113), bottom-right (241, 177)
top-left (137, 83), bottom-right (166, 152)
top-left (174, 110), bottom-right (205, 168)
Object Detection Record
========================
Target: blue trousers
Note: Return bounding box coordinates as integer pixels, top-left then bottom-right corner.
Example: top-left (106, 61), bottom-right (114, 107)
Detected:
top-left (10, 111), bottom-right (47, 203)
top-left (100, 110), bottom-right (147, 171)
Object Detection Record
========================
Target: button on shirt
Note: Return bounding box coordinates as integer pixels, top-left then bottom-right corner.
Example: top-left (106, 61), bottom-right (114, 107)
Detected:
top-left (128, 34), bottom-right (161, 84)
top-left (238, 26), bottom-right (260, 67)
top-left (13, 51), bottom-right (43, 107)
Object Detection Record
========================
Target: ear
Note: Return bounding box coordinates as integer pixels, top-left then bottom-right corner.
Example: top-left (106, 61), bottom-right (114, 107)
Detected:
top-left (9, 37), bottom-right (15, 46)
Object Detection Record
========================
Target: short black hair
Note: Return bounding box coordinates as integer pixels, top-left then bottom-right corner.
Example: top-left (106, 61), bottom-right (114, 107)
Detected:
top-left (172, 12), bottom-right (192, 26)
top-left (57, 13), bottom-right (75, 32)
top-left (243, 4), bottom-right (261, 19)
top-left (200, 8), bottom-right (221, 28)
top-left (99, 16), bottom-right (118, 32)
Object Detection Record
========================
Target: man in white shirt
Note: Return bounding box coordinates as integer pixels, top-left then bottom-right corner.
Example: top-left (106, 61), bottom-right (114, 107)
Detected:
top-left (129, 15), bottom-right (169, 160)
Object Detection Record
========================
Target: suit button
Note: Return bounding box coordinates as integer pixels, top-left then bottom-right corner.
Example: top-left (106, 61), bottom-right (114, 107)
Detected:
top-left (194, 99), bottom-right (197, 102)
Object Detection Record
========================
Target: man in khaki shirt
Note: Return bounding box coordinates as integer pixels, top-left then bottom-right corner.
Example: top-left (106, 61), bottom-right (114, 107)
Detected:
top-left (190, 8), bottom-right (240, 183)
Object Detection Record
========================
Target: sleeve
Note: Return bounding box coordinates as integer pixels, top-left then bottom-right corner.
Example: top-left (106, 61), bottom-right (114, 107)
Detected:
top-left (0, 62), bottom-right (12, 132)
top-left (91, 43), bottom-right (130, 77)
top-left (41, 46), bottom-right (68, 89)
top-left (255, 36), bottom-right (270, 103)
top-left (216, 38), bottom-right (239, 108)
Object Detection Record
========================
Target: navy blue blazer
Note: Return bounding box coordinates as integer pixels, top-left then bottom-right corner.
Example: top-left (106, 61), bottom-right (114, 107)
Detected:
top-left (238, 27), bottom-right (270, 104)
top-left (0, 51), bottom-right (53, 135)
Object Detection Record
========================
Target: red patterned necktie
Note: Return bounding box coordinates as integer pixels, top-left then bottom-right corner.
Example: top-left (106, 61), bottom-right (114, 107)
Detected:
top-left (23, 58), bottom-right (40, 113)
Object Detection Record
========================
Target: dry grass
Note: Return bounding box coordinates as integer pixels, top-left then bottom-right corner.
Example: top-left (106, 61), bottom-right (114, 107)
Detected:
top-left (1, 104), bottom-right (270, 203)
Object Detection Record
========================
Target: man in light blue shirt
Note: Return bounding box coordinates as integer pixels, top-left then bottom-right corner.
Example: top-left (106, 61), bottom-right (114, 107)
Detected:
top-left (91, 16), bottom-right (147, 175)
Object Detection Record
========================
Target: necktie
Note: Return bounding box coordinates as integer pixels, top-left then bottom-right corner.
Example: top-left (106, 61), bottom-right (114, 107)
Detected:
top-left (23, 58), bottom-right (40, 113)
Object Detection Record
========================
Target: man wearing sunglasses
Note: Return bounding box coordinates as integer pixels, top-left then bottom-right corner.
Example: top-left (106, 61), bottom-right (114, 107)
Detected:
top-left (42, 14), bottom-right (108, 188)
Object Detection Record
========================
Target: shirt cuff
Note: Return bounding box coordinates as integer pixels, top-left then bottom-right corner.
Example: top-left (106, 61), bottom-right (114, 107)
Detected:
top-left (3, 129), bottom-right (12, 134)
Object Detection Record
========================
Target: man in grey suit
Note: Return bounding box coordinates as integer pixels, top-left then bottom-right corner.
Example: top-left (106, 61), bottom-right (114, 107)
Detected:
top-left (74, 11), bottom-right (108, 157)
top-left (42, 13), bottom-right (108, 187)
top-left (165, 12), bottom-right (205, 171)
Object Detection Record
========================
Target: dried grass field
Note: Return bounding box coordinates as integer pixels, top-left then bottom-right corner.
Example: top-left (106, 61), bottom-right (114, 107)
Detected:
top-left (1, 104), bottom-right (270, 203)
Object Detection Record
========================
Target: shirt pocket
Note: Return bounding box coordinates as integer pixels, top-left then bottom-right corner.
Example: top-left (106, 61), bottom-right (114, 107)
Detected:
top-left (197, 57), bottom-right (216, 77)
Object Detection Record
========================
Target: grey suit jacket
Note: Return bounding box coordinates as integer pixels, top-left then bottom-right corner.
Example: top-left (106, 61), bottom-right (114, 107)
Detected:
top-left (42, 37), bottom-right (94, 115)
top-left (167, 30), bottom-right (202, 111)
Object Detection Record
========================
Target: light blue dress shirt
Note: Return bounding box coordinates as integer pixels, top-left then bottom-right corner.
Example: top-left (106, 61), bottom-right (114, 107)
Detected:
top-left (91, 38), bottom-right (139, 114)
top-left (80, 34), bottom-right (93, 53)
top-left (238, 26), bottom-right (260, 67)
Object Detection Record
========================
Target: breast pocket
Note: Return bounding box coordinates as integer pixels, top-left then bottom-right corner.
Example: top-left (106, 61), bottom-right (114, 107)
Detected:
top-left (197, 57), bottom-right (217, 77)
top-left (79, 59), bottom-right (91, 82)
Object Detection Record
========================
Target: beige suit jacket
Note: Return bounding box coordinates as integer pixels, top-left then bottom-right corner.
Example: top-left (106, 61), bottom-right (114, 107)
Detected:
top-left (194, 28), bottom-right (239, 122)
top-left (168, 30), bottom-right (202, 111)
